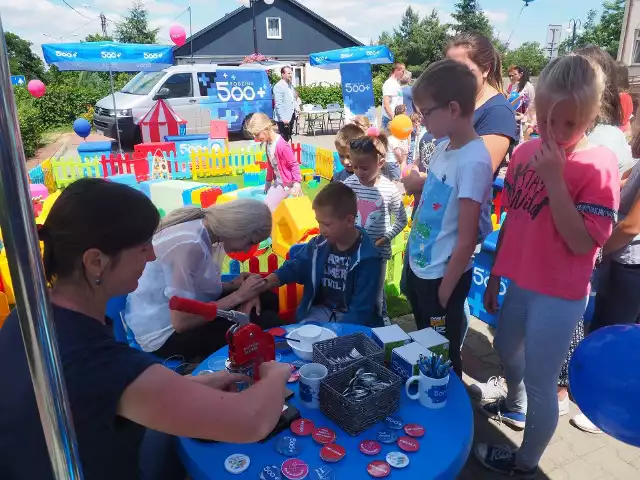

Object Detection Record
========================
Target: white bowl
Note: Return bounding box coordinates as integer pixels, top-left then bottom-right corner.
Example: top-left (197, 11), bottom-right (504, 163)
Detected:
top-left (296, 324), bottom-right (322, 342)
top-left (287, 326), bottom-right (337, 361)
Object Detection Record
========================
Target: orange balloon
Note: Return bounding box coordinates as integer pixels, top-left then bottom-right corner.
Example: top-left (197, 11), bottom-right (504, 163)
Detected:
top-left (389, 114), bottom-right (413, 140)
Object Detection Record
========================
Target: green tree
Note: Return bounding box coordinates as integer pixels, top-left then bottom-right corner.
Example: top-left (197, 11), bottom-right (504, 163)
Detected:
top-left (85, 33), bottom-right (112, 42)
top-left (503, 42), bottom-right (549, 75)
top-left (377, 7), bottom-right (448, 78)
top-left (115, 0), bottom-right (159, 44)
top-left (5, 32), bottom-right (46, 80)
top-left (558, 0), bottom-right (625, 57)
top-left (451, 0), bottom-right (493, 38)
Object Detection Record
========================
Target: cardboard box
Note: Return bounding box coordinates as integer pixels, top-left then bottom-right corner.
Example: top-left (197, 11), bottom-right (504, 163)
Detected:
top-left (409, 328), bottom-right (450, 360)
top-left (390, 342), bottom-right (432, 380)
top-left (372, 325), bottom-right (412, 364)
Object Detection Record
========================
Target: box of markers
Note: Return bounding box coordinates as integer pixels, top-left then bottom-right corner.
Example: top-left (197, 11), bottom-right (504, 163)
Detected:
top-left (371, 325), bottom-right (412, 364)
top-left (409, 327), bottom-right (450, 361)
top-left (390, 342), bottom-right (432, 381)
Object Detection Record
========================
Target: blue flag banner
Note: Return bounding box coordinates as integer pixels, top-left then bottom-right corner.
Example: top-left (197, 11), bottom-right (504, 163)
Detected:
top-left (310, 45), bottom-right (393, 68)
top-left (340, 63), bottom-right (376, 126)
top-left (42, 42), bottom-right (173, 72)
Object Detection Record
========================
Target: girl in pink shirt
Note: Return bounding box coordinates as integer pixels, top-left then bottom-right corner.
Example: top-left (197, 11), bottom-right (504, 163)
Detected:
top-left (474, 55), bottom-right (620, 477)
top-left (246, 113), bottom-right (302, 198)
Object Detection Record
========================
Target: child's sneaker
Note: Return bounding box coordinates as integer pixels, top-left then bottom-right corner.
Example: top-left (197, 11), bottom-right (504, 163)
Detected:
top-left (382, 316), bottom-right (392, 326)
top-left (480, 398), bottom-right (526, 430)
top-left (469, 376), bottom-right (507, 401)
top-left (474, 443), bottom-right (538, 478)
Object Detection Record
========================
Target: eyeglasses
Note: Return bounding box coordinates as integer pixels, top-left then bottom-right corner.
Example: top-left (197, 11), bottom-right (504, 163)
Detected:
top-left (419, 104), bottom-right (447, 118)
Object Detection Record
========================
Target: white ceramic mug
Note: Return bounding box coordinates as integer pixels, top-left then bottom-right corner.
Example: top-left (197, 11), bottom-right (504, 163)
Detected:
top-left (405, 371), bottom-right (449, 409)
top-left (299, 363), bottom-right (328, 409)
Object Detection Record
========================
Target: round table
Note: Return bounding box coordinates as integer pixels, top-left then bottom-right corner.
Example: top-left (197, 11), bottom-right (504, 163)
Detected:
top-left (177, 324), bottom-right (473, 480)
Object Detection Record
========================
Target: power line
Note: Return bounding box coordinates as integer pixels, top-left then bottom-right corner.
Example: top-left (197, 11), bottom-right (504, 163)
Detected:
top-left (60, 0), bottom-right (98, 20)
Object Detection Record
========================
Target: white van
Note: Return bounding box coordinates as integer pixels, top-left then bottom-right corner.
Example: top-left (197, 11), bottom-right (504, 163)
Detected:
top-left (93, 64), bottom-right (274, 145)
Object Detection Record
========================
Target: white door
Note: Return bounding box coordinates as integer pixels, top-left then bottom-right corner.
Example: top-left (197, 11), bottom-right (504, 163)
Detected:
top-left (156, 72), bottom-right (199, 134)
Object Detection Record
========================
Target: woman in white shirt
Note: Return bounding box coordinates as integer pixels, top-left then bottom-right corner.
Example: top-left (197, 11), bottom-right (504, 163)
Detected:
top-left (126, 199), bottom-right (282, 361)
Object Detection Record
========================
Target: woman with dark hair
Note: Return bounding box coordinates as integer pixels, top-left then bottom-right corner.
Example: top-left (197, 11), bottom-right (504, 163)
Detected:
top-left (0, 178), bottom-right (291, 479)
top-left (507, 65), bottom-right (535, 114)
top-left (616, 61), bottom-right (633, 138)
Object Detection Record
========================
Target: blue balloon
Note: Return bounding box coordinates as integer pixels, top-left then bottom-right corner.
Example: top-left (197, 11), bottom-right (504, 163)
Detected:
top-left (569, 325), bottom-right (640, 447)
top-left (73, 118), bottom-right (91, 139)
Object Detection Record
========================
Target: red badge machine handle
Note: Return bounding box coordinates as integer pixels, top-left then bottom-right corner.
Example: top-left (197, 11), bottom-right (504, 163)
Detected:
top-left (168, 297), bottom-right (275, 380)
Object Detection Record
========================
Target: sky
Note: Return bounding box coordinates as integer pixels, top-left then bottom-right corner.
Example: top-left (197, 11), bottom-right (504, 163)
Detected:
top-left (0, 0), bottom-right (611, 59)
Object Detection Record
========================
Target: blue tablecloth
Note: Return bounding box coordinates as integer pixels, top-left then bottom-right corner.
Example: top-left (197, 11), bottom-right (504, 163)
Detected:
top-left (177, 324), bottom-right (473, 480)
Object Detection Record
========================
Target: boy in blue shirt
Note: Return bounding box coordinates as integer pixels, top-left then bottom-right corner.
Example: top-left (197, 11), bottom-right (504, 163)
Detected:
top-left (262, 182), bottom-right (383, 326)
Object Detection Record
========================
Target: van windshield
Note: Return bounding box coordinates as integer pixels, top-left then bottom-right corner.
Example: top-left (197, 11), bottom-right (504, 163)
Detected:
top-left (121, 71), bottom-right (166, 95)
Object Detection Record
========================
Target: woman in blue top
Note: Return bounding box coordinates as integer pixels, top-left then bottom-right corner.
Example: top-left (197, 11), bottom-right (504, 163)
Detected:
top-left (0, 178), bottom-right (292, 480)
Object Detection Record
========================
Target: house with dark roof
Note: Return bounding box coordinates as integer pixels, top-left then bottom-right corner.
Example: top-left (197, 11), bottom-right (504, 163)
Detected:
top-left (173, 0), bottom-right (363, 86)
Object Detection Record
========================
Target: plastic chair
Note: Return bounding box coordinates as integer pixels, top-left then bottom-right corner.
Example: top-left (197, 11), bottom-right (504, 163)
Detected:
top-left (107, 295), bottom-right (184, 372)
top-left (326, 103), bottom-right (344, 132)
top-left (305, 104), bottom-right (326, 136)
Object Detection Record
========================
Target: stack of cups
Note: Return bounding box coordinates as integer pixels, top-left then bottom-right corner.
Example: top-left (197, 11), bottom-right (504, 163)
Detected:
top-left (299, 363), bottom-right (329, 409)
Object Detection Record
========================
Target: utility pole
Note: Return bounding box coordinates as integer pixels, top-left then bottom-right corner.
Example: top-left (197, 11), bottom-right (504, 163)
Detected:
top-left (100, 12), bottom-right (108, 38)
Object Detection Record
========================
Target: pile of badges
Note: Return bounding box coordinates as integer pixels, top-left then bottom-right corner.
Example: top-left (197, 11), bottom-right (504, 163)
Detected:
top-left (360, 416), bottom-right (425, 477)
top-left (261, 417), bottom-right (344, 479)
top-left (325, 348), bottom-right (363, 366)
top-left (341, 368), bottom-right (391, 402)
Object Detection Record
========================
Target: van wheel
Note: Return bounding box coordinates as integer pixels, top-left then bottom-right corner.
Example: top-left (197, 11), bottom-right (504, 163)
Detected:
top-left (241, 114), bottom-right (254, 140)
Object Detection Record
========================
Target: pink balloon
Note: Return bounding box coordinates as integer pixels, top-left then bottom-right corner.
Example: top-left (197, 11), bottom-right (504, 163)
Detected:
top-left (169, 25), bottom-right (186, 47)
top-left (27, 80), bottom-right (46, 98)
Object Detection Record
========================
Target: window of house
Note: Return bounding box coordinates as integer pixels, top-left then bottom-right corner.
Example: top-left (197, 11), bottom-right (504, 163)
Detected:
top-left (293, 66), bottom-right (304, 87)
top-left (158, 73), bottom-right (193, 99)
top-left (634, 29), bottom-right (640, 64)
top-left (266, 17), bottom-right (282, 39)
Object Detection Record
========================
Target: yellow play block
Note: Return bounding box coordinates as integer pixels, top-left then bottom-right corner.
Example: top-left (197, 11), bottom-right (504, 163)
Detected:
top-left (272, 196), bottom-right (318, 258)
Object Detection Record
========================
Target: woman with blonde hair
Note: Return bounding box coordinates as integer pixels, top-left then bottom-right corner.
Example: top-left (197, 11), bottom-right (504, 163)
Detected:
top-left (246, 112), bottom-right (302, 198)
top-left (126, 198), bottom-right (283, 360)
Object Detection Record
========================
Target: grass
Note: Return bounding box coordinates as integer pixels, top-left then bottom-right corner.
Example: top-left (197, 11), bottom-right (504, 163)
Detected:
top-left (387, 293), bottom-right (412, 319)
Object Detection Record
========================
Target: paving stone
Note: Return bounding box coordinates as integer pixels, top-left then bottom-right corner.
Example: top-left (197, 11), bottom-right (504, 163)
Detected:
top-left (559, 421), bottom-right (607, 456)
top-left (562, 458), bottom-right (604, 479)
top-left (463, 329), bottom-right (495, 357)
top-left (584, 446), bottom-right (640, 480)
top-left (605, 435), bottom-right (640, 464)
top-left (545, 467), bottom-right (570, 479)
top-left (541, 440), bottom-right (578, 468)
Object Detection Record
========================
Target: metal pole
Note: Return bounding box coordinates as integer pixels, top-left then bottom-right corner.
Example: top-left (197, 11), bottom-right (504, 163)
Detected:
top-left (189, 6), bottom-right (193, 59)
top-left (0, 14), bottom-right (83, 480)
top-left (251, 0), bottom-right (259, 54)
top-left (109, 67), bottom-right (123, 154)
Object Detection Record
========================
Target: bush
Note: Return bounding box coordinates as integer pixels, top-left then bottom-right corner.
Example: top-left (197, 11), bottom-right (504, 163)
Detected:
top-left (297, 82), bottom-right (383, 109)
top-left (16, 93), bottom-right (44, 158)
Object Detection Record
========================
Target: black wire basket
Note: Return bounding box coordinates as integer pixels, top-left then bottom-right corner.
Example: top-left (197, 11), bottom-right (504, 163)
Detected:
top-left (319, 358), bottom-right (402, 436)
top-left (313, 332), bottom-right (384, 375)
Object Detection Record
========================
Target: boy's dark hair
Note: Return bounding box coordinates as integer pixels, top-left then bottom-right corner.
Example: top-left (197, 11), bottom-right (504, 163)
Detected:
top-left (413, 59), bottom-right (477, 117)
top-left (312, 182), bottom-right (357, 219)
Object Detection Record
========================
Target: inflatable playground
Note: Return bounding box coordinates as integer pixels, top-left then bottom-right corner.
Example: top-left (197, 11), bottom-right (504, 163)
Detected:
top-left (0, 102), bottom-right (508, 329)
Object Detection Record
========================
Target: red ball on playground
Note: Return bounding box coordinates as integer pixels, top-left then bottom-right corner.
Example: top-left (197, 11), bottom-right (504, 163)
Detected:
top-left (27, 80), bottom-right (46, 98)
top-left (169, 25), bottom-right (187, 47)
top-left (226, 244), bottom-right (259, 262)
top-left (389, 114), bottom-right (412, 140)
